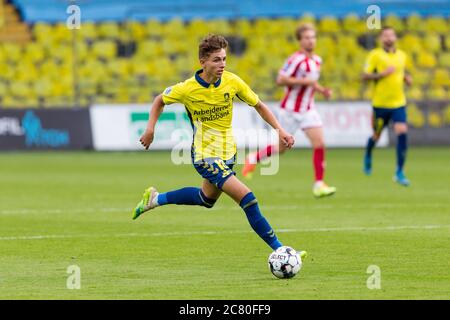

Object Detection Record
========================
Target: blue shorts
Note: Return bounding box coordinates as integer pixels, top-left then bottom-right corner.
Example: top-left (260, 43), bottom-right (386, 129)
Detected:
top-left (372, 106), bottom-right (407, 136)
top-left (193, 155), bottom-right (236, 190)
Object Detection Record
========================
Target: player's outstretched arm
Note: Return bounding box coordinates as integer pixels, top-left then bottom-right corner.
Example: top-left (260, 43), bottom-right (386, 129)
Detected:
top-left (140, 94), bottom-right (165, 150)
top-left (253, 101), bottom-right (295, 149)
top-left (276, 74), bottom-right (316, 87)
top-left (362, 66), bottom-right (396, 81)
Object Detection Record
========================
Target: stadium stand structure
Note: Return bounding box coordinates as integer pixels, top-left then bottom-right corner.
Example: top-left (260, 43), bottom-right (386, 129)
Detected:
top-left (0, 0), bottom-right (449, 107)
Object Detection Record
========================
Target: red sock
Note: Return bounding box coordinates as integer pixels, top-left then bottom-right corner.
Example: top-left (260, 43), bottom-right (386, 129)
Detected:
top-left (256, 145), bottom-right (276, 162)
top-left (313, 148), bottom-right (325, 181)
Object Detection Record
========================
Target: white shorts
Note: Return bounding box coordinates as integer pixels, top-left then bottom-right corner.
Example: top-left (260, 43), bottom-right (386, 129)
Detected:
top-left (277, 108), bottom-right (323, 134)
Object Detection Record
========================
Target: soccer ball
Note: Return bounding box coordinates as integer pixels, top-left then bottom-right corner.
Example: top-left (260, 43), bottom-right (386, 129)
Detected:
top-left (268, 246), bottom-right (302, 279)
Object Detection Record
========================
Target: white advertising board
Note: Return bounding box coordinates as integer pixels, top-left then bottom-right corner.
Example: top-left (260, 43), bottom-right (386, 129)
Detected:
top-left (90, 102), bottom-right (388, 151)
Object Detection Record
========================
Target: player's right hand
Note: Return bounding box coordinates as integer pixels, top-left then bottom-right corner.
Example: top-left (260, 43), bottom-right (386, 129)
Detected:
top-left (140, 129), bottom-right (154, 150)
top-left (381, 66), bottom-right (396, 77)
top-left (279, 129), bottom-right (295, 149)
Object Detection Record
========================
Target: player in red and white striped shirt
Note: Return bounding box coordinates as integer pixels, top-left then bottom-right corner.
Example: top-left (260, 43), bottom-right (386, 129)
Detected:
top-left (242, 23), bottom-right (336, 198)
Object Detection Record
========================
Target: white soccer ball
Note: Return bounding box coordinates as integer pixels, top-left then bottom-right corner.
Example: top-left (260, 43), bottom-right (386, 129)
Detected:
top-left (268, 246), bottom-right (302, 279)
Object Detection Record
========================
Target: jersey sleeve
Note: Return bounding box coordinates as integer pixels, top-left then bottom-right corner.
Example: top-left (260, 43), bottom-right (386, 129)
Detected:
top-left (279, 55), bottom-right (302, 77)
top-left (235, 75), bottom-right (259, 107)
top-left (364, 50), bottom-right (378, 74)
top-left (161, 82), bottom-right (186, 105)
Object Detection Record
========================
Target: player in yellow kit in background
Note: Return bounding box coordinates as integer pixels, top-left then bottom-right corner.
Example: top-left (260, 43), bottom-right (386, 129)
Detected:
top-left (362, 26), bottom-right (413, 186)
top-left (132, 34), bottom-right (307, 258)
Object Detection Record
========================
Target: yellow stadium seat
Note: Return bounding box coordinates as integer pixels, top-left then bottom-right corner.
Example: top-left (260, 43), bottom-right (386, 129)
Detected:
top-left (445, 35), bottom-right (450, 51)
top-left (92, 40), bottom-right (117, 60)
top-left (297, 14), bottom-right (316, 25)
top-left (33, 22), bottom-right (53, 43)
top-left (163, 18), bottom-right (185, 36)
top-left (383, 14), bottom-right (404, 32)
top-left (78, 21), bottom-right (98, 40)
top-left (444, 104), bottom-right (450, 124)
top-left (425, 16), bottom-right (448, 33)
top-left (2, 43), bottom-right (23, 64)
top-left (0, 81), bottom-right (7, 97)
top-left (406, 86), bottom-right (424, 100)
top-left (432, 68), bottom-right (450, 86)
top-left (399, 34), bottom-right (422, 55)
top-left (125, 20), bottom-right (147, 41)
top-left (32, 77), bottom-right (53, 99)
top-left (427, 86), bottom-right (447, 100)
top-left (23, 43), bottom-right (46, 64)
top-left (9, 81), bottom-right (31, 98)
top-left (145, 19), bottom-right (163, 37)
top-left (438, 52), bottom-right (450, 68)
top-left (15, 62), bottom-right (39, 82)
top-left (340, 83), bottom-right (360, 100)
top-left (97, 21), bottom-right (120, 39)
top-left (422, 34), bottom-right (442, 53)
top-left (107, 58), bottom-right (131, 79)
top-left (318, 16), bottom-right (340, 33)
top-left (52, 23), bottom-right (72, 44)
top-left (406, 13), bottom-right (426, 32)
top-left (407, 103), bottom-right (425, 127)
top-left (342, 14), bottom-right (366, 34)
top-left (416, 52), bottom-right (437, 68)
top-left (412, 69), bottom-right (431, 86)
top-left (232, 19), bottom-right (253, 37)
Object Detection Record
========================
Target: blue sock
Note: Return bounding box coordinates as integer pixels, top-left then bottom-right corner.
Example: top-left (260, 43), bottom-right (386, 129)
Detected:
top-left (157, 187), bottom-right (216, 208)
top-left (240, 192), bottom-right (282, 250)
top-left (366, 137), bottom-right (376, 158)
top-left (396, 133), bottom-right (407, 173)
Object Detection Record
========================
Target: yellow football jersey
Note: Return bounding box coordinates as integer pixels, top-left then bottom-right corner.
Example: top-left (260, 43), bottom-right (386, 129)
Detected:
top-left (364, 48), bottom-right (411, 108)
top-left (162, 69), bottom-right (259, 162)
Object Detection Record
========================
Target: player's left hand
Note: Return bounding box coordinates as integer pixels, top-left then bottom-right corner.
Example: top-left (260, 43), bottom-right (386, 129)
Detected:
top-left (279, 129), bottom-right (295, 149)
top-left (323, 88), bottom-right (332, 99)
top-left (140, 129), bottom-right (154, 150)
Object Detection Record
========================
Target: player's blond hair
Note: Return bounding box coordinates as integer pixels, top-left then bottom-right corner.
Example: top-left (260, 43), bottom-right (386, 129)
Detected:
top-left (199, 34), bottom-right (228, 60)
top-left (295, 23), bottom-right (316, 40)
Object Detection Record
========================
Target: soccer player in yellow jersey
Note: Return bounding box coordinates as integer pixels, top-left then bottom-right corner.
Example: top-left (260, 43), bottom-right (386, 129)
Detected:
top-left (132, 34), bottom-right (306, 256)
top-left (362, 27), bottom-right (413, 186)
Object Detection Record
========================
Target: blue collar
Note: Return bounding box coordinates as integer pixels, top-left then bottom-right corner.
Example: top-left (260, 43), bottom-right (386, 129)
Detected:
top-left (195, 69), bottom-right (221, 88)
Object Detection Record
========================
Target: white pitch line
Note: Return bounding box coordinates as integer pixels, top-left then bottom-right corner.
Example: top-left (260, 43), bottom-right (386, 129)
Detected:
top-left (1, 203), bottom-right (449, 215)
top-left (0, 224), bottom-right (449, 241)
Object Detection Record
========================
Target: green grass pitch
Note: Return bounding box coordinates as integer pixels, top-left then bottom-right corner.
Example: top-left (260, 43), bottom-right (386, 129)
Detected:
top-left (0, 148), bottom-right (449, 299)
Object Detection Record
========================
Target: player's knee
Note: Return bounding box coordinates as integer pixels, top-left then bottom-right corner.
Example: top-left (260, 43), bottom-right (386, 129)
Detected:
top-left (394, 124), bottom-right (408, 135)
top-left (312, 140), bottom-right (325, 149)
top-left (372, 134), bottom-right (380, 142)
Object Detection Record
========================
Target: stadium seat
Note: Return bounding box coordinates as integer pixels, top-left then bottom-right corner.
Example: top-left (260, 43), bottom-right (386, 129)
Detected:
top-left (92, 40), bottom-right (117, 60)
top-left (416, 52), bottom-right (437, 68)
top-left (422, 34), bottom-right (442, 53)
top-left (383, 14), bottom-right (404, 33)
top-left (2, 43), bottom-right (23, 64)
top-left (438, 52), bottom-right (450, 68)
top-left (406, 14), bottom-right (427, 33)
top-left (318, 16), bottom-right (340, 33)
top-left (97, 21), bottom-right (120, 39)
top-left (425, 16), bottom-right (448, 33)
top-left (406, 86), bottom-right (424, 100)
top-left (432, 68), bottom-right (450, 87)
top-left (342, 14), bottom-right (366, 34)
